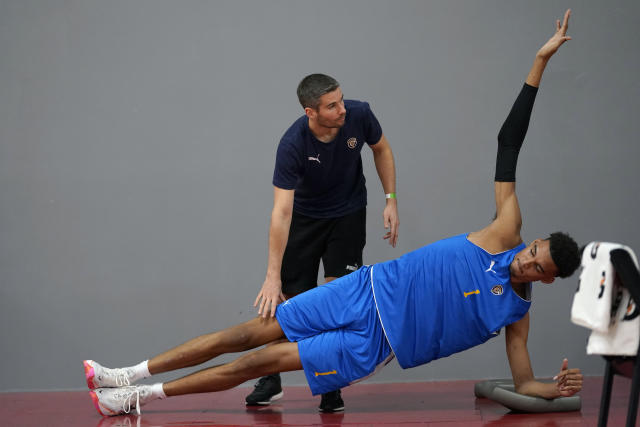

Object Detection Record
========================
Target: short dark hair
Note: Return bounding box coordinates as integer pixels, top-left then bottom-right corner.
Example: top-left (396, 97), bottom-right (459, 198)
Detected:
top-left (547, 232), bottom-right (580, 278)
top-left (296, 74), bottom-right (340, 109)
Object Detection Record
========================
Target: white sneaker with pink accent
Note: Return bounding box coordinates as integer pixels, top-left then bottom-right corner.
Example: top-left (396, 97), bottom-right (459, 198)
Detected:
top-left (84, 360), bottom-right (135, 389)
top-left (89, 385), bottom-right (153, 416)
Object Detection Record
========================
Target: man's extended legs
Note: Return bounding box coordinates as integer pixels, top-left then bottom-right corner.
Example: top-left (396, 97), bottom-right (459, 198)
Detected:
top-left (163, 341), bottom-right (301, 396)
top-left (85, 316), bottom-right (302, 416)
top-left (148, 316), bottom-right (286, 375)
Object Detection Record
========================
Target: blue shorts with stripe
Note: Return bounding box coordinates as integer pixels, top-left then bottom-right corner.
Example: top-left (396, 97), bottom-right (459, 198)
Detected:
top-left (275, 265), bottom-right (393, 395)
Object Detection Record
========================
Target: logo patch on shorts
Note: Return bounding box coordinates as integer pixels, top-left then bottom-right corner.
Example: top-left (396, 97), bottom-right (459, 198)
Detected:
top-left (491, 285), bottom-right (504, 295)
top-left (315, 370), bottom-right (337, 377)
top-left (346, 137), bottom-right (358, 149)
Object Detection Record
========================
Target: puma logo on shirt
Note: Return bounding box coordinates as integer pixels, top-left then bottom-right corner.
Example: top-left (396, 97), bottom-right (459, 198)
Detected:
top-left (485, 260), bottom-right (497, 274)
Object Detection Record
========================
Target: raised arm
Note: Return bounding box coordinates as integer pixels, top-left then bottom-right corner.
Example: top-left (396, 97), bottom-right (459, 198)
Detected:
top-left (526, 9), bottom-right (572, 88)
top-left (490, 9), bottom-right (572, 246)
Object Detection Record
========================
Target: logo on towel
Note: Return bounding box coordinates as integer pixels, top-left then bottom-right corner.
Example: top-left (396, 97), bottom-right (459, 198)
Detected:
top-left (315, 370), bottom-right (337, 377)
top-left (598, 271), bottom-right (606, 299)
top-left (624, 299), bottom-right (640, 321)
top-left (491, 285), bottom-right (504, 295)
top-left (590, 242), bottom-right (601, 259)
top-left (346, 137), bottom-right (358, 149)
top-left (464, 290), bottom-right (480, 298)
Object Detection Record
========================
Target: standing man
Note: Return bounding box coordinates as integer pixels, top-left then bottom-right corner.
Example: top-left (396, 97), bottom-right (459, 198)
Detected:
top-left (249, 74), bottom-right (399, 411)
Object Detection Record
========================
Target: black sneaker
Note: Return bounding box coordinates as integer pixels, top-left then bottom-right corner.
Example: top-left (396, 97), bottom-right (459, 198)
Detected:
top-left (318, 389), bottom-right (344, 412)
top-left (245, 374), bottom-right (283, 405)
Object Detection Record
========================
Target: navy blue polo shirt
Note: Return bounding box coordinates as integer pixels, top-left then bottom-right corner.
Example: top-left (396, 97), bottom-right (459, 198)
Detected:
top-left (272, 100), bottom-right (383, 218)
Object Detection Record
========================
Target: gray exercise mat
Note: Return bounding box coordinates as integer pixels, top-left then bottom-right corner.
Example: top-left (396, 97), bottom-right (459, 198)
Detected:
top-left (474, 379), bottom-right (581, 412)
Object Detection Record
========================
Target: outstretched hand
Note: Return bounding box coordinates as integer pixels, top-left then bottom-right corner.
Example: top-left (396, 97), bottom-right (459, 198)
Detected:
top-left (537, 9), bottom-right (572, 60)
top-left (254, 277), bottom-right (286, 318)
top-left (553, 358), bottom-right (583, 397)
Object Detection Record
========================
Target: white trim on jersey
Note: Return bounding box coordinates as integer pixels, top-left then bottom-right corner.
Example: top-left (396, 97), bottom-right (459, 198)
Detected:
top-left (369, 266), bottom-right (399, 362)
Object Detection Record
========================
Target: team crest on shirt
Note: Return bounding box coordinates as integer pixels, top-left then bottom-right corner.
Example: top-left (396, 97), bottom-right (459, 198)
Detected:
top-left (491, 285), bottom-right (504, 295)
top-left (346, 137), bottom-right (358, 149)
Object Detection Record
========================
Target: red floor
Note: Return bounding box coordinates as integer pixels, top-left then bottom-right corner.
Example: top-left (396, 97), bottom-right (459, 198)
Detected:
top-left (1, 377), bottom-right (637, 426)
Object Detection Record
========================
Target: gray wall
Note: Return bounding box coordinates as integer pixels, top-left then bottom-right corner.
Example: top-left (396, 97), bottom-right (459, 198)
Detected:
top-left (1, 0), bottom-right (639, 392)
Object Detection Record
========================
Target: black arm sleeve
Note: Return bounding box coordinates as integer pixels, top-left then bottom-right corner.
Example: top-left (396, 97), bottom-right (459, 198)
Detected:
top-left (494, 83), bottom-right (539, 182)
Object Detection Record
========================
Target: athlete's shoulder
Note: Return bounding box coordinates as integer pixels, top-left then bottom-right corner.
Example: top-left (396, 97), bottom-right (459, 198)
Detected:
top-left (468, 223), bottom-right (523, 254)
top-left (344, 99), bottom-right (382, 143)
top-left (345, 99), bottom-right (372, 115)
top-left (279, 115), bottom-right (308, 148)
top-left (430, 233), bottom-right (469, 247)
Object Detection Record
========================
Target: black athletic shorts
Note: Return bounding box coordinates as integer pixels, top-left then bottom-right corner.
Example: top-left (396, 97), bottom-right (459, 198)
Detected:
top-left (281, 207), bottom-right (366, 296)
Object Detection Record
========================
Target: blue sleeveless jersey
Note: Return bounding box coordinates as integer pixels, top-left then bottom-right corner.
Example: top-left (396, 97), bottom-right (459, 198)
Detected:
top-left (371, 233), bottom-right (531, 369)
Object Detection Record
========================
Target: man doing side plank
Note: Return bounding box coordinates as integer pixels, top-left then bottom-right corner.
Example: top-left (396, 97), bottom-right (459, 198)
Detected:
top-left (83, 10), bottom-right (582, 417)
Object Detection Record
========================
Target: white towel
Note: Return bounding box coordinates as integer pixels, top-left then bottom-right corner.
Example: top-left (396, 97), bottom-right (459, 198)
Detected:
top-left (587, 288), bottom-right (639, 356)
top-left (570, 241), bottom-right (639, 356)
top-left (571, 242), bottom-right (625, 333)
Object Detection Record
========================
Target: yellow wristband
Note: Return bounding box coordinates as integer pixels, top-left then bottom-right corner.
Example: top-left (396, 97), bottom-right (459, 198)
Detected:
top-left (385, 193), bottom-right (396, 199)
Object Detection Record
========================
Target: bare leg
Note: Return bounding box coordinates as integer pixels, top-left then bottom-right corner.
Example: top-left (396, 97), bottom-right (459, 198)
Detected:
top-left (148, 316), bottom-right (285, 375)
top-left (163, 341), bottom-right (302, 396)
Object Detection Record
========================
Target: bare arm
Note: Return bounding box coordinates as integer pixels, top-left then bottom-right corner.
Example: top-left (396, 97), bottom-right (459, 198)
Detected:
top-left (369, 134), bottom-right (399, 247)
top-left (506, 313), bottom-right (583, 398)
top-left (254, 187), bottom-right (294, 318)
top-left (526, 9), bottom-right (572, 88)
